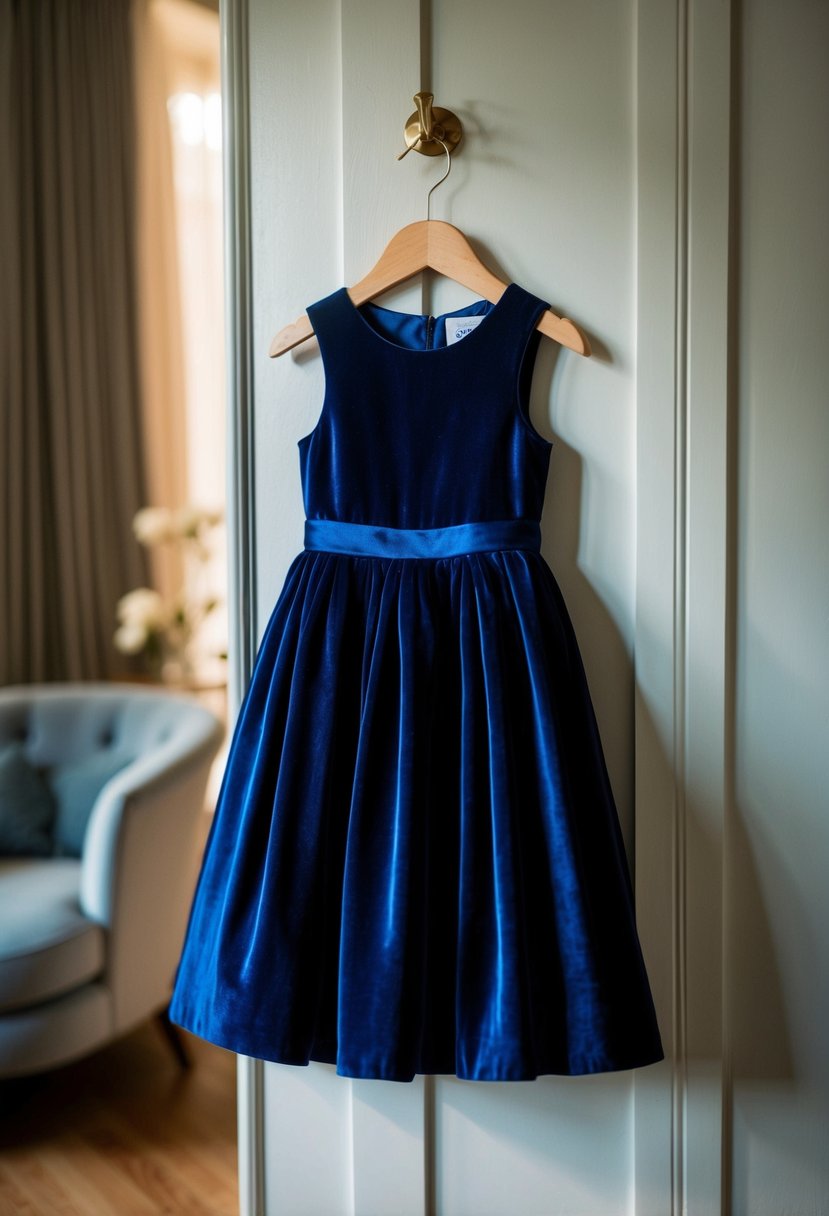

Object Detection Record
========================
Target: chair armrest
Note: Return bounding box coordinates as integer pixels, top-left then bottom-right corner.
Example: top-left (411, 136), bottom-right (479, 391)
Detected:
top-left (79, 718), bottom-right (223, 1030)
top-left (80, 722), bottom-right (223, 925)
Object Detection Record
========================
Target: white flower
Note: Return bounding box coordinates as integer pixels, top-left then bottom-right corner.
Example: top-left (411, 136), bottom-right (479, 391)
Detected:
top-left (114, 621), bottom-right (150, 654)
top-left (133, 506), bottom-right (176, 545)
top-left (116, 588), bottom-right (168, 630)
top-left (117, 504), bottom-right (225, 674)
top-left (173, 504), bottom-right (223, 538)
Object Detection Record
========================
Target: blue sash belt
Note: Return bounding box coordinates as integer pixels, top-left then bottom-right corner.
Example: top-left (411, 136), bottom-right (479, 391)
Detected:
top-left (304, 518), bottom-right (541, 559)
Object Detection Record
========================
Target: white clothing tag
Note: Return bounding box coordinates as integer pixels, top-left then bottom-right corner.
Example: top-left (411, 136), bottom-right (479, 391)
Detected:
top-left (444, 315), bottom-right (485, 346)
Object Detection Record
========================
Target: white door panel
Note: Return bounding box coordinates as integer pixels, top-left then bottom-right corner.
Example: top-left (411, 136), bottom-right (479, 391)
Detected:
top-left (435, 1074), bottom-right (632, 1216)
top-left (241, 1), bottom-right (645, 1211)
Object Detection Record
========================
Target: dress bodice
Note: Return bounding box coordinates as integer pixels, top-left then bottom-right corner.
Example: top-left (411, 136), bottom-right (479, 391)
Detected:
top-left (299, 283), bottom-right (554, 530)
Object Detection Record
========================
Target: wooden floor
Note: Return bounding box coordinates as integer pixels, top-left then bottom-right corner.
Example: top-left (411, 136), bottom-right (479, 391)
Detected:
top-left (0, 1022), bottom-right (238, 1216)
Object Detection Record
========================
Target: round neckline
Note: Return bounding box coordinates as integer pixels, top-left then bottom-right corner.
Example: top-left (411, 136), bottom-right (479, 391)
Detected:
top-left (339, 282), bottom-right (519, 356)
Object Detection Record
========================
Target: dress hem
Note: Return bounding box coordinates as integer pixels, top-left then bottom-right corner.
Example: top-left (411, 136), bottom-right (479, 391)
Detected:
top-left (170, 1007), bottom-right (664, 1083)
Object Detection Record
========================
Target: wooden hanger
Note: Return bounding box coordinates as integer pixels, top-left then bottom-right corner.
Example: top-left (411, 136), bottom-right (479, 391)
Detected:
top-left (268, 219), bottom-right (591, 358)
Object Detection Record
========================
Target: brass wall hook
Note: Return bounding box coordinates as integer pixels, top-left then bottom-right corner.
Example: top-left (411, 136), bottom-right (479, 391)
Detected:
top-left (397, 91), bottom-right (463, 160)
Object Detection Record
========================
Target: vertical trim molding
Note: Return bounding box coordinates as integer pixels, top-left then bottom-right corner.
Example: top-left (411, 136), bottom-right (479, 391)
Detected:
top-left (221, 1), bottom-right (256, 698)
top-left (635, 0), bottom-right (733, 1213)
top-left (673, 5), bottom-right (691, 1206)
top-left (682, 0), bottom-right (732, 1210)
top-left (634, 4), bottom-right (684, 1209)
top-left (221, 0), bottom-right (263, 1214)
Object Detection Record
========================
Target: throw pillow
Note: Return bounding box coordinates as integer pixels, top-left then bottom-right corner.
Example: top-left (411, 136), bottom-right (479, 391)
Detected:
top-left (0, 741), bottom-right (57, 857)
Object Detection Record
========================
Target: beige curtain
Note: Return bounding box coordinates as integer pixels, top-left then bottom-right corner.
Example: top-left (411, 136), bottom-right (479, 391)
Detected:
top-left (0, 0), bottom-right (183, 685)
top-left (132, 0), bottom-right (189, 603)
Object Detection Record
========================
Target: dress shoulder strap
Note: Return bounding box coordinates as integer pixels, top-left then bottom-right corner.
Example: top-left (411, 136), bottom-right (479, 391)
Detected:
top-left (498, 286), bottom-right (555, 441)
top-left (503, 283), bottom-right (552, 341)
top-left (489, 284), bottom-right (550, 377)
top-left (304, 288), bottom-right (361, 387)
top-left (305, 288), bottom-right (343, 346)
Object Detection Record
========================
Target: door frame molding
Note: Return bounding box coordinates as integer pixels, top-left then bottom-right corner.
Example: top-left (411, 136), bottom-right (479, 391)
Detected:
top-left (220, 0), bottom-right (264, 1213)
top-left (634, 1), bottom-right (733, 1213)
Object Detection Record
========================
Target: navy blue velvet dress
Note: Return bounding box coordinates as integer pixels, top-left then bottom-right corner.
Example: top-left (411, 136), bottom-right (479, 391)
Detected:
top-left (169, 282), bottom-right (664, 1082)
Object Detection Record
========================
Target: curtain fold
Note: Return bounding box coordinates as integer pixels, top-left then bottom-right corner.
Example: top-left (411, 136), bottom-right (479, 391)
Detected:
top-left (0, 0), bottom-right (151, 684)
top-left (132, 0), bottom-right (189, 604)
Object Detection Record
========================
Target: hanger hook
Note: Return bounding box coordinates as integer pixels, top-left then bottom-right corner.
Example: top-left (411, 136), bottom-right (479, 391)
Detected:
top-left (426, 139), bottom-right (451, 221)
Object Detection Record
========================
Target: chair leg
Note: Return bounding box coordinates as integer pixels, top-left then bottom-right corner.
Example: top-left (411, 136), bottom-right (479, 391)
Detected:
top-left (156, 1005), bottom-right (192, 1069)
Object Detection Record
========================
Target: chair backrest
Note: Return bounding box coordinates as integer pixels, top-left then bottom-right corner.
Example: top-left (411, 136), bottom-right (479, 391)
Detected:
top-left (0, 683), bottom-right (225, 859)
top-left (0, 683), bottom-right (219, 768)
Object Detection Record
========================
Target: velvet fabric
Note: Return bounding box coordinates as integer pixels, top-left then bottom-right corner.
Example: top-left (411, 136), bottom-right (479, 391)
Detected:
top-left (169, 283), bottom-right (664, 1081)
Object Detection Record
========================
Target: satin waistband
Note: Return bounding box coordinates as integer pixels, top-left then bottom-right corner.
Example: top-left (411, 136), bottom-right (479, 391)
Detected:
top-left (303, 518), bottom-right (541, 559)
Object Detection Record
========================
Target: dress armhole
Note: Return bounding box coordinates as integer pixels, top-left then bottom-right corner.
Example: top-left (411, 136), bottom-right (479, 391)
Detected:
top-left (296, 297), bottom-right (335, 448)
top-left (513, 308), bottom-right (554, 449)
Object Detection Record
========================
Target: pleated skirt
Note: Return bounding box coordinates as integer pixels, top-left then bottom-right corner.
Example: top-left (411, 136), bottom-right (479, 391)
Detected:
top-left (169, 548), bottom-right (664, 1081)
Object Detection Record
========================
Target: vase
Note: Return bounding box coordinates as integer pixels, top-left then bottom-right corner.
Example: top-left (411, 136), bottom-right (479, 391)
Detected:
top-left (160, 647), bottom-right (198, 688)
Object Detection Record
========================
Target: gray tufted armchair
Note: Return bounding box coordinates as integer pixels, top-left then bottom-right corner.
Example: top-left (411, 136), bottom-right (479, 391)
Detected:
top-left (0, 683), bottom-right (224, 1077)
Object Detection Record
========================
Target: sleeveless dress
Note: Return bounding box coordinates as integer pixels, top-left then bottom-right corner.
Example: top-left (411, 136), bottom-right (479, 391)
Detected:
top-left (169, 282), bottom-right (664, 1082)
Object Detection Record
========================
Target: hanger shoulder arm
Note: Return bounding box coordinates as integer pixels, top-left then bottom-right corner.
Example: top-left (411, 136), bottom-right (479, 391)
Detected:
top-left (346, 220), bottom-right (505, 306)
top-left (267, 214), bottom-right (591, 358)
top-left (347, 221), bottom-right (430, 304)
top-left (537, 309), bottom-right (592, 357)
top-left (269, 313), bottom-right (315, 358)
